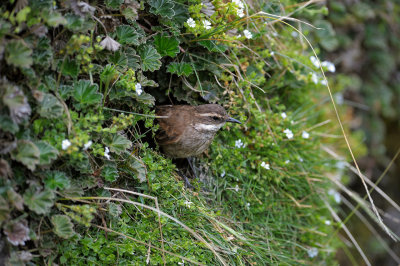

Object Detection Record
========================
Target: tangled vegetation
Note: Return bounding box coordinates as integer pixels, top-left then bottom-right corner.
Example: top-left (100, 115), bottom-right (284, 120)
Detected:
top-left (0, 0), bottom-right (366, 264)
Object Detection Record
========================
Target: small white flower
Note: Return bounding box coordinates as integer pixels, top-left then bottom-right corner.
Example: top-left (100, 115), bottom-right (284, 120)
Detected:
top-left (260, 161), bottom-right (270, 170)
top-left (234, 185), bottom-right (239, 192)
top-left (336, 161), bottom-right (346, 170)
top-left (291, 31), bottom-right (299, 38)
top-left (272, 32), bottom-right (278, 37)
top-left (285, 160), bottom-right (290, 164)
top-left (307, 247), bottom-right (318, 258)
top-left (320, 79), bottom-right (328, 86)
top-left (235, 139), bottom-right (244, 148)
top-left (321, 61), bottom-right (336, 72)
top-left (299, 157), bottom-right (303, 162)
top-left (184, 200), bottom-right (193, 208)
top-left (335, 93), bottom-right (344, 105)
top-left (283, 128), bottom-right (293, 139)
top-left (237, 34), bottom-right (242, 38)
top-left (203, 20), bottom-right (211, 30)
top-left (310, 56), bottom-right (320, 68)
top-left (186, 18), bottom-right (196, 28)
top-left (270, 51), bottom-right (275, 56)
top-left (83, 140), bottom-right (93, 150)
top-left (325, 220), bottom-right (331, 225)
top-left (233, 0), bottom-right (244, 9)
top-left (328, 189), bottom-right (341, 203)
top-left (246, 203), bottom-right (250, 209)
top-left (62, 139), bottom-right (71, 150)
top-left (243, 29), bottom-right (252, 39)
top-left (135, 83), bottom-right (143, 96)
top-left (178, 259), bottom-right (185, 265)
top-left (237, 8), bottom-right (245, 17)
top-left (104, 147), bottom-right (111, 160)
top-left (311, 72), bottom-right (319, 84)
top-left (302, 131), bottom-right (310, 139)
top-left (100, 36), bottom-right (120, 52)
top-left (221, 170), bottom-right (226, 177)
top-left (281, 112), bottom-right (287, 119)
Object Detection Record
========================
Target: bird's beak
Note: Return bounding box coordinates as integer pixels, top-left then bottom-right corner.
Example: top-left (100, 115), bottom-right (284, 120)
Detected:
top-left (226, 117), bottom-right (241, 124)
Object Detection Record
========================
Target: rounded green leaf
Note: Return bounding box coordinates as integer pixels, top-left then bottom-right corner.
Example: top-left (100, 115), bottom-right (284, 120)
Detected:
top-left (138, 45), bottom-right (161, 72)
top-left (73, 80), bottom-right (103, 105)
top-left (11, 140), bottom-right (40, 171)
top-left (51, 215), bottom-right (75, 239)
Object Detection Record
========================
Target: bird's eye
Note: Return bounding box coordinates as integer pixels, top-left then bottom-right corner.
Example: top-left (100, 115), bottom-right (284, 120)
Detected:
top-left (212, 116), bottom-right (219, 121)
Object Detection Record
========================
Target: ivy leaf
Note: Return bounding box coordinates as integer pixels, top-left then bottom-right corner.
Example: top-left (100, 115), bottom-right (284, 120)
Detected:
top-left (138, 45), bottom-right (161, 72)
top-left (5, 40), bottom-right (33, 68)
top-left (23, 186), bottom-right (55, 214)
top-left (116, 25), bottom-right (141, 45)
top-left (51, 215), bottom-right (75, 239)
top-left (167, 62), bottom-right (193, 77)
top-left (34, 141), bottom-right (59, 165)
top-left (198, 40), bottom-right (228, 53)
top-left (11, 140), bottom-right (40, 171)
top-left (101, 165), bottom-right (119, 182)
top-left (103, 134), bottom-right (132, 154)
top-left (73, 80), bottom-right (103, 105)
top-left (44, 170), bottom-right (70, 190)
top-left (154, 34), bottom-right (180, 58)
top-left (61, 58), bottom-right (79, 77)
top-left (37, 93), bottom-right (64, 119)
top-left (149, 0), bottom-right (175, 19)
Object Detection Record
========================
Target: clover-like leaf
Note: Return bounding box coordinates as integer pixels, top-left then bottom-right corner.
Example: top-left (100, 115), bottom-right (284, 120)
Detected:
top-left (101, 165), bottom-right (119, 182)
top-left (23, 186), bottom-right (55, 214)
top-left (34, 141), bottom-right (59, 165)
top-left (167, 62), bottom-right (193, 77)
top-left (51, 215), bottom-right (75, 239)
top-left (11, 140), bottom-right (40, 171)
top-left (73, 80), bottom-right (103, 105)
top-left (138, 45), bottom-right (161, 72)
top-left (116, 25), bottom-right (141, 45)
top-left (5, 40), bottom-right (33, 68)
top-left (154, 34), bottom-right (180, 58)
top-left (37, 93), bottom-right (64, 119)
top-left (103, 134), bottom-right (132, 154)
top-left (149, 0), bottom-right (175, 19)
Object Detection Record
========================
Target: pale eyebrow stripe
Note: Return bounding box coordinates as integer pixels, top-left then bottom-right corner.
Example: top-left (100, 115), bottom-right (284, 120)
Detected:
top-left (198, 113), bottom-right (223, 117)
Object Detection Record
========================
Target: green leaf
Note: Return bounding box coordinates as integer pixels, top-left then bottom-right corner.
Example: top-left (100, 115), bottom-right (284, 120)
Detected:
top-left (198, 40), bottom-right (228, 53)
top-left (23, 186), bottom-right (55, 214)
top-left (137, 72), bottom-right (158, 87)
top-left (137, 93), bottom-right (155, 105)
top-left (154, 34), bottom-right (180, 58)
top-left (11, 140), bottom-right (40, 171)
top-left (44, 171), bottom-right (70, 190)
top-left (65, 14), bottom-right (95, 32)
top-left (34, 141), bottom-right (59, 165)
top-left (37, 93), bottom-right (64, 118)
top-left (0, 196), bottom-right (10, 222)
top-left (0, 115), bottom-right (19, 134)
top-left (101, 166), bottom-right (119, 182)
top-left (105, 0), bottom-right (124, 10)
top-left (108, 51), bottom-right (128, 71)
top-left (103, 134), bottom-right (132, 154)
top-left (5, 40), bottom-right (33, 68)
top-left (125, 47), bottom-right (140, 70)
top-left (125, 154), bottom-right (147, 183)
top-left (73, 80), bottom-right (103, 105)
top-left (59, 85), bottom-right (73, 100)
top-left (61, 58), bottom-right (79, 77)
top-left (45, 11), bottom-right (67, 27)
top-left (51, 215), bottom-right (75, 239)
top-left (167, 62), bottom-right (193, 77)
top-left (149, 0), bottom-right (175, 19)
top-left (121, 1), bottom-right (140, 20)
top-left (100, 64), bottom-right (118, 86)
top-left (138, 45), bottom-right (161, 72)
top-left (33, 38), bottom-right (53, 67)
top-left (116, 25), bottom-right (141, 45)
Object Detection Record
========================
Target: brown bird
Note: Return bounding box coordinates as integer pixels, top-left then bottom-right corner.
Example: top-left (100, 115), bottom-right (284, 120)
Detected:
top-left (156, 104), bottom-right (241, 158)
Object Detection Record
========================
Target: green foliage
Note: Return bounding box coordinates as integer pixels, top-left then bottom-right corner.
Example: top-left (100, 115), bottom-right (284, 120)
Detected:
top-left (138, 45), bottom-right (162, 71)
top-left (154, 34), bottom-right (180, 57)
top-left (51, 215), bottom-right (75, 239)
top-left (5, 40), bottom-right (33, 68)
top-left (167, 62), bottom-right (193, 76)
top-left (23, 186), bottom-right (55, 214)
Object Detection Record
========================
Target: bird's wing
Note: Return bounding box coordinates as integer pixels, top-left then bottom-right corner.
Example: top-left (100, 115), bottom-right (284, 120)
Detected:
top-left (156, 105), bottom-right (189, 145)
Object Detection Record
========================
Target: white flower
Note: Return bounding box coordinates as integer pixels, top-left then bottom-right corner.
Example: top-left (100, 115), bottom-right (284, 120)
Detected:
top-left (285, 160), bottom-right (290, 164)
top-left (281, 112), bottom-right (287, 119)
top-left (321, 61), bottom-right (336, 72)
top-left (100, 36), bottom-right (120, 52)
top-left (272, 32), bottom-right (278, 37)
top-left (270, 51), bottom-right (275, 56)
top-left (135, 83), bottom-right (143, 95)
top-left (335, 93), bottom-right (344, 105)
top-left (203, 20), bottom-right (211, 30)
top-left (232, 0), bottom-right (244, 9)
top-left (234, 185), bottom-right (239, 192)
top-left (237, 34), bottom-right (242, 38)
top-left (311, 72), bottom-right (319, 84)
top-left (186, 18), bottom-right (196, 28)
top-left (83, 140), bottom-right (93, 150)
top-left (260, 161), bottom-right (270, 170)
top-left (62, 139), bottom-right (71, 150)
top-left (221, 170), bottom-right (226, 177)
top-left (325, 220), bottom-right (331, 225)
top-left (243, 29), bottom-right (252, 39)
top-left (104, 147), bottom-right (111, 160)
top-left (283, 128), bottom-right (293, 139)
top-left (291, 31), bottom-right (299, 38)
top-left (299, 157), bottom-right (303, 162)
top-left (328, 189), bottom-right (341, 203)
top-left (237, 8), bottom-right (245, 17)
top-left (307, 247), bottom-right (318, 258)
top-left (320, 79), bottom-right (327, 86)
top-left (302, 131), bottom-right (310, 139)
top-left (184, 200), bottom-right (193, 208)
top-left (235, 139), bottom-right (244, 148)
top-left (246, 203), bottom-right (250, 208)
top-left (310, 56), bottom-right (320, 68)
top-left (336, 161), bottom-right (346, 170)
top-left (178, 260), bottom-right (185, 265)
